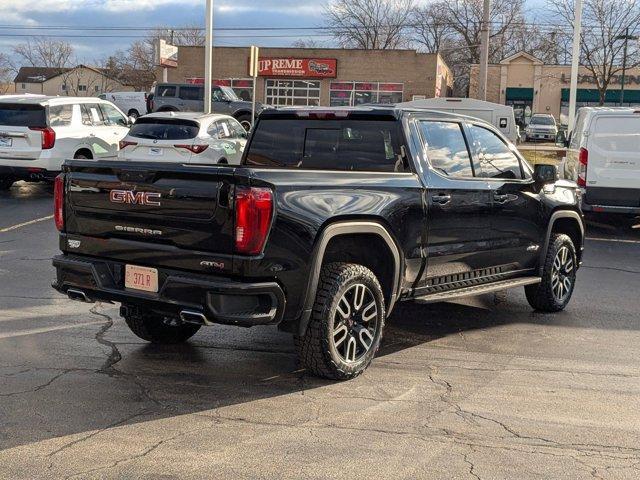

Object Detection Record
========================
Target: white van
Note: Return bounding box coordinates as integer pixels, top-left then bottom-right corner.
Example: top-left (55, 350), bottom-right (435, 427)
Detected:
top-left (564, 107), bottom-right (640, 215)
top-left (98, 91), bottom-right (147, 119)
top-left (0, 96), bottom-right (131, 190)
top-left (397, 98), bottom-right (519, 143)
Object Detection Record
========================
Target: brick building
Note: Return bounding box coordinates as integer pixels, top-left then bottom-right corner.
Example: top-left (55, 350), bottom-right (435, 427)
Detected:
top-left (159, 46), bottom-right (453, 107)
top-left (469, 51), bottom-right (640, 127)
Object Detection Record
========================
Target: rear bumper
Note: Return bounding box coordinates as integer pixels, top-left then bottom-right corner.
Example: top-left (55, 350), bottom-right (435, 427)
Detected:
top-left (582, 187), bottom-right (640, 215)
top-left (52, 254), bottom-right (286, 327)
top-left (0, 165), bottom-right (59, 181)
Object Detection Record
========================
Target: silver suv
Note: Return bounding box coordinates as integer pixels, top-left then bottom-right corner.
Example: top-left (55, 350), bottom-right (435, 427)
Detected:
top-left (524, 113), bottom-right (558, 142)
top-left (148, 83), bottom-right (267, 131)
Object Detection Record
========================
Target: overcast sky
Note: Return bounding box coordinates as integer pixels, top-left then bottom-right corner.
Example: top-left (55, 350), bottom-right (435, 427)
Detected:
top-left (0, 0), bottom-right (328, 63)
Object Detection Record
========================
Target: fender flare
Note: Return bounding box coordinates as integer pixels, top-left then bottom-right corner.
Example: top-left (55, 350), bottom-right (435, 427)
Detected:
top-left (297, 221), bottom-right (402, 336)
top-left (539, 210), bottom-right (585, 275)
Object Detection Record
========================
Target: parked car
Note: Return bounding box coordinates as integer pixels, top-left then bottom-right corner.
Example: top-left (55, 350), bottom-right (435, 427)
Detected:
top-left (98, 91), bottom-right (147, 118)
top-left (398, 98), bottom-right (520, 144)
top-left (148, 83), bottom-right (267, 131)
top-left (118, 112), bottom-right (247, 165)
top-left (560, 107), bottom-right (640, 216)
top-left (0, 96), bottom-right (131, 190)
top-left (53, 106), bottom-right (584, 380)
top-left (524, 113), bottom-right (558, 141)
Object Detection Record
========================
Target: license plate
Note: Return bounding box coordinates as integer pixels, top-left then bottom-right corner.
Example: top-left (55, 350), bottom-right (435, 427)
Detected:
top-left (148, 147), bottom-right (163, 156)
top-left (125, 265), bottom-right (158, 293)
top-left (0, 137), bottom-right (12, 147)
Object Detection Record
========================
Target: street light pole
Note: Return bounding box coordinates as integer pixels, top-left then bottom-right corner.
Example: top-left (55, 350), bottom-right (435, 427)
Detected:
top-left (204, 0), bottom-right (214, 114)
top-left (568, 0), bottom-right (583, 134)
top-left (616, 28), bottom-right (638, 106)
top-left (478, 0), bottom-right (490, 100)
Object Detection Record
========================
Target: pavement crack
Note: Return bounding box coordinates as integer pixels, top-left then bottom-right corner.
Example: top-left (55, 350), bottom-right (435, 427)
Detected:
top-left (582, 265), bottom-right (640, 275)
top-left (0, 369), bottom-right (70, 397)
top-left (90, 304), bottom-right (122, 375)
top-left (462, 450), bottom-right (481, 480)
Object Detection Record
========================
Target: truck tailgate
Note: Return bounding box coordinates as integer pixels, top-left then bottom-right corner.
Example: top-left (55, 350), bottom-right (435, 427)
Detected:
top-left (64, 160), bottom-right (236, 254)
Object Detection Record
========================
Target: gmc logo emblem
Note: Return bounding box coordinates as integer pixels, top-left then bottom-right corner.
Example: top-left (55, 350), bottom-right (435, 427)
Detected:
top-left (109, 190), bottom-right (161, 206)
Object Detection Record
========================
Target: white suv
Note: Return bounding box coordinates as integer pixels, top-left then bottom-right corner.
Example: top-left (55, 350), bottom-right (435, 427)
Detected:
top-left (0, 96), bottom-right (131, 190)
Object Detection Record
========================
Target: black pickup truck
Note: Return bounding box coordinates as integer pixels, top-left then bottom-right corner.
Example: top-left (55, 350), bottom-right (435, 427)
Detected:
top-left (52, 107), bottom-right (585, 380)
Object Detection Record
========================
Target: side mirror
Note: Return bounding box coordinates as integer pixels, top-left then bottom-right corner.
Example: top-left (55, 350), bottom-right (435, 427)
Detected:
top-left (555, 131), bottom-right (567, 148)
top-left (534, 163), bottom-right (558, 186)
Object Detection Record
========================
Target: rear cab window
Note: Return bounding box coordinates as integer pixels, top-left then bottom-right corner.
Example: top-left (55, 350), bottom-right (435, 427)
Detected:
top-left (128, 118), bottom-right (200, 140)
top-left (0, 103), bottom-right (47, 128)
top-left (244, 119), bottom-right (405, 172)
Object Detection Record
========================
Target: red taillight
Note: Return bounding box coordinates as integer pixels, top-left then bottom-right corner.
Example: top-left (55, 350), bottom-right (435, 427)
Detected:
top-left (235, 186), bottom-right (273, 255)
top-left (577, 147), bottom-right (588, 187)
top-left (174, 144), bottom-right (209, 154)
top-left (119, 140), bottom-right (138, 149)
top-left (30, 126), bottom-right (56, 149)
top-left (54, 174), bottom-right (64, 232)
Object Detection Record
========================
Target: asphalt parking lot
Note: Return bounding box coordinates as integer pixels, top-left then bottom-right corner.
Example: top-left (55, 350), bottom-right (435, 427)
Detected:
top-left (1, 182), bottom-right (640, 480)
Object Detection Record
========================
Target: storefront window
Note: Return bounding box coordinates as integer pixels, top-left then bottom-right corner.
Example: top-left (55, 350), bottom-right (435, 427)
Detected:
top-left (329, 82), bottom-right (404, 106)
top-left (265, 79), bottom-right (321, 106)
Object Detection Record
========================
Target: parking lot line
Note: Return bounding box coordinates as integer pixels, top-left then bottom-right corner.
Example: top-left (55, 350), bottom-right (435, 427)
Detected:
top-left (0, 215), bottom-right (54, 234)
top-left (586, 237), bottom-right (640, 244)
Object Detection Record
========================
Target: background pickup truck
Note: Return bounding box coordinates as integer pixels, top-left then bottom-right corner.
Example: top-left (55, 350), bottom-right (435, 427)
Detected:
top-left (52, 107), bottom-right (585, 380)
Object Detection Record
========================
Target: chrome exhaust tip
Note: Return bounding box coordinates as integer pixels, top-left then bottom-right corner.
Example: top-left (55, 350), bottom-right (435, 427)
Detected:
top-left (179, 310), bottom-right (210, 326)
top-left (67, 288), bottom-right (93, 303)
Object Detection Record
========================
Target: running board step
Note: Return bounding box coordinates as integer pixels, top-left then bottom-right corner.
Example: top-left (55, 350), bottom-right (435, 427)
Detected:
top-left (415, 276), bottom-right (541, 303)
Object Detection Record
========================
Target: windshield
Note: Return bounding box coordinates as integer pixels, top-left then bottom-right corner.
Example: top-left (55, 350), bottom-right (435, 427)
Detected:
top-left (0, 104), bottom-right (47, 127)
top-left (128, 118), bottom-right (199, 140)
top-left (219, 86), bottom-right (240, 101)
top-left (530, 116), bottom-right (555, 126)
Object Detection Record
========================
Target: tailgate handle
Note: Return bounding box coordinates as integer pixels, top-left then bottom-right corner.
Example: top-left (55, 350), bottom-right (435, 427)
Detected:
top-left (117, 170), bottom-right (156, 183)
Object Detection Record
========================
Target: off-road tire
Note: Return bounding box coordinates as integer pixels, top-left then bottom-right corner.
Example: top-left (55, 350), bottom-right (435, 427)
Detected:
top-left (123, 309), bottom-right (201, 344)
top-left (294, 262), bottom-right (386, 380)
top-left (525, 233), bottom-right (577, 312)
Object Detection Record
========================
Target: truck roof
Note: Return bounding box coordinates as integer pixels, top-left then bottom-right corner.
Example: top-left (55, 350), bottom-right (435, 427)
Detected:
top-left (260, 105), bottom-right (474, 122)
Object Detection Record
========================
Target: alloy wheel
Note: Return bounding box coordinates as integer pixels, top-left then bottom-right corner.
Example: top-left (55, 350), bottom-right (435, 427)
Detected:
top-left (551, 245), bottom-right (574, 302)
top-left (332, 283), bottom-right (379, 363)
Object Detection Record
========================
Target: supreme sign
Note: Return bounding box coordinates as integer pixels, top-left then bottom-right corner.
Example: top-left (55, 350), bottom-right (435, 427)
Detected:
top-left (255, 58), bottom-right (337, 78)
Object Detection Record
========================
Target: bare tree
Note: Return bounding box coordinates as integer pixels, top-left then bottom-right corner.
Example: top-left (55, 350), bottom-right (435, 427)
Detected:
top-left (0, 53), bottom-right (13, 94)
top-left (550, 0), bottom-right (640, 105)
top-left (173, 25), bottom-right (206, 46)
top-left (326, 0), bottom-right (415, 49)
top-left (411, 3), bottom-right (453, 53)
top-left (291, 39), bottom-right (324, 48)
top-left (12, 37), bottom-right (74, 68)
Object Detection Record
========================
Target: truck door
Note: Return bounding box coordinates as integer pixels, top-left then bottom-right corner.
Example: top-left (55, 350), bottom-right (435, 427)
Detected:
top-left (466, 122), bottom-right (544, 271)
top-left (414, 118), bottom-right (495, 289)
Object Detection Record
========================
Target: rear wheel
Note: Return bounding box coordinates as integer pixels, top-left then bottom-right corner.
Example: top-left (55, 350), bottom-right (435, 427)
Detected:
top-left (123, 307), bottom-right (201, 344)
top-left (127, 109), bottom-right (140, 119)
top-left (236, 113), bottom-right (252, 132)
top-left (0, 177), bottom-right (14, 191)
top-left (74, 151), bottom-right (91, 160)
top-left (525, 234), bottom-right (577, 312)
top-left (294, 263), bottom-right (386, 380)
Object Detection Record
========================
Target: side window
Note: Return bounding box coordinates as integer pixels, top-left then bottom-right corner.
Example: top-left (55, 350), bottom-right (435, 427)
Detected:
top-left (469, 124), bottom-right (523, 180)
top-left (179, 86), bottom-right (202, 101)
top-left (48, 104), bottom-right (74, 127)
top-left (84, 104), bottom-right (105, 126)
top-left (99, 103), bottom-right (127, 127)
top-left (418, 120), bottom-right (474, 177)
top-left (80, 104), bottom-right (92, 125)
top-left (227, 118), bottom-right (247, 139)
top-left (157, 85), bottom-right (176, 97)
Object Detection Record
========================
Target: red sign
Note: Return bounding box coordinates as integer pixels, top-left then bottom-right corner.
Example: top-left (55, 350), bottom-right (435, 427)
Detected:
top-left (256, 58), bottom-right (337, 78)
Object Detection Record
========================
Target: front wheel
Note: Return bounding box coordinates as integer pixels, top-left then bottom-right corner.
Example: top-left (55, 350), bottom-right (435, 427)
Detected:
top-left (294, 263), bottom-right (386, 380)
top-left (525, 234), bottom-right (577, 312)
top-left (123, 308), bottom-right (201, 344)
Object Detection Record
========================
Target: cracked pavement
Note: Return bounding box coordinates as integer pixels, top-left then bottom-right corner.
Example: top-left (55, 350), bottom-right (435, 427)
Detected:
top-left (1, 183), bottom-right (640, 479)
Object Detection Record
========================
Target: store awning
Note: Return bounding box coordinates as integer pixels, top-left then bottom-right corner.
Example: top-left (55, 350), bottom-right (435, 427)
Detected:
top-left (505, 87), bottom-right (534, 101)
top-left (561, 88), bottom-right (640, 103)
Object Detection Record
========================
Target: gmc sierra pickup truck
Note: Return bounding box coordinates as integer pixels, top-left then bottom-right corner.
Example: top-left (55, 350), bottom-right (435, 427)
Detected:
top-left (52, 107), bottom-right (585, 380)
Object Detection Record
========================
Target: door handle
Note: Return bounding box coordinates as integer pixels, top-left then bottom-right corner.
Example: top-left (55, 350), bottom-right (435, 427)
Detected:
top-left (431, 194), bottom-right (451, 205)
top-left (494, 193), bottom-right (514, 204)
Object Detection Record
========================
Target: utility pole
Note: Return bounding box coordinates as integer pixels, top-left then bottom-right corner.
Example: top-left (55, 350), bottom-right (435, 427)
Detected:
top-left (568, 0), bottom-right (583, 134)
top-left (478, 0), bottom-right (490, 100)
top-left (204, 0), bottom-right (214, 114)
top-left (616, 28), bottom-right (638, 106)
